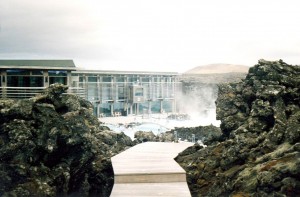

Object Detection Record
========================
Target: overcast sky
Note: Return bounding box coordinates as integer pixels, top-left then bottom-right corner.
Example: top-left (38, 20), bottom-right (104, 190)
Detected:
top-left (0, 0), bottom-right (300, 72)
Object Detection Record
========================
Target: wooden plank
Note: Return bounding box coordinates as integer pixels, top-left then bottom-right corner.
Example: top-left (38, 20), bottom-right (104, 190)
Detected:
top-left (111, 142), bottom-right (193, 196)
top-left (111, 182), bottom-right (191, 197)
top-left (111, 142), bottom-right (193, 175)
top-left (114, 173), bottom-right (186, 183)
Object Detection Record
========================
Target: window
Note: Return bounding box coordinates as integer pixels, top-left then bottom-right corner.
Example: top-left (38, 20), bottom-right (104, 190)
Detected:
top-left (102, 84), bottom-right (112, 100)
top-left (7, 76), bottom-right (43, 87)
top-left (135, 87), bottom-right (143, 96)
top-left (102, 76), bottom-right (112, 82)
top-left (128, 76), bottom-right (138, 83)
top-left (79, 76), bottom-right (84, 82)
top-left (7, 70), bottom-right (30, 75)
top-left (116, 76), bottom-right (125, 82)
top-left (49, 70), bottom-right (67, 85)
top-left (48, 70), bottom-right (67, 76)
top-left (49, 77), bottom-right (67, 85)
top-left (142, 77), bottom-right (150, 82)
top-left (6, 69), bottom-right (45, 87)
top-left (88, 77), bottom-right (97, 82)
top-left (118, 86), bottom-right (125, 99)
top-left (31, 70), bottom-right (43, 75)
top-left (87, 77), bottom-right (98, 100)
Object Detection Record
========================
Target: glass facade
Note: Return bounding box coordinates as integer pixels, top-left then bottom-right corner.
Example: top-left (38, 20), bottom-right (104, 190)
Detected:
top-left (117, 86), bottom-right (125, 100)
top-left (49, 70), bottom-right (67, 85)
top-left (69, 72), bottom-right (178, 117)
top-left (116, 76), bottom-right (125, 82)
top-left (99, 103), bottom-right (111, 116)
top-left (7, 70), bottom-right (30, 75)
top-left (7, 76), bottom-right (43, 87)
top-left (6, 70), bottom-right (44, 87)
top-left (87, 77), bottom-right (98, 101)
top-left (0, 66), bottom-right (178, 116)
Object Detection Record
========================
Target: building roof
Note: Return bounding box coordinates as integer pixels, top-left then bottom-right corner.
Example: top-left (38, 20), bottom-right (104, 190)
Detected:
top-left (0, 60), bottom-right (76, 70)
top-left (0, 60), bottom-right (179, 75)
top-left (72, 69), bottom-right (179, 76)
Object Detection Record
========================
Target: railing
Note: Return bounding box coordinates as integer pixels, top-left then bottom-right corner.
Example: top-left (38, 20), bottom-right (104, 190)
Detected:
top-left (67, 87), bottom-right (86, 99)
top-left (0, 86), bottom-right (87, 99)
top-left (0, 83), bottom-right (177, 102)
top-left (1, 87), bottom-right (46, 99)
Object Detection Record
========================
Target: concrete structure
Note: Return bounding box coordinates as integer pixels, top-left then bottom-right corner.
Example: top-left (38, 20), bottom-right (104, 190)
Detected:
top-left (111, 142), bottom-right (193, 196)
top-left (0, 60), bottom-right (179, 117)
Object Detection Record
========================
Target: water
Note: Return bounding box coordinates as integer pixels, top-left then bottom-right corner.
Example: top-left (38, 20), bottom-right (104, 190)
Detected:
top-left (102, 111), bottom-right (220, 140)
top-left (104, 122), bottom-right (169, 139)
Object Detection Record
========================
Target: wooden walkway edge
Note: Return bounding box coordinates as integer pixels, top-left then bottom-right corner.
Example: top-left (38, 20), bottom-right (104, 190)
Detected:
top-left (110, 142), bottom-right (193, 196)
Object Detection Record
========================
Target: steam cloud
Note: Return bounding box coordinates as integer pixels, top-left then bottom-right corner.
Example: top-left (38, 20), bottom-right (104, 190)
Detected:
top-left (176, 83), bottom-right (220, 126)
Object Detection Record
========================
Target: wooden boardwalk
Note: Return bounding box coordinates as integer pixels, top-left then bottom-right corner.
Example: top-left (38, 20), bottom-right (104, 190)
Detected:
top-left (110, 142), bottom-right (193, 196)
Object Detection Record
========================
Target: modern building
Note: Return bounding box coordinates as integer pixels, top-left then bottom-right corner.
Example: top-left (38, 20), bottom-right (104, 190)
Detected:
top-left (0, 60), bottom-right (179, 117)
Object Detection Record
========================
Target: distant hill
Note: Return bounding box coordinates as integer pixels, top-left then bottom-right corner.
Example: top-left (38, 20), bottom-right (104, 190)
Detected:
top-left (185, 64), bottom-right (249, 74)
top-left (181, 64), bottom-right (249, 84)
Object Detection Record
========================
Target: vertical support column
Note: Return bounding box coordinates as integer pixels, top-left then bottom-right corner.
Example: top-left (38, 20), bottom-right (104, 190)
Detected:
top-left (65, 71), bottom-right (72, 94)
top-left (173, 76), bottom-right (178, 113)
top-left (84, 75), bottom-right (88, 100)
top-left (99, 76), bottom-right (102, 103)
top-left (160, 77), bottom-right (164, 99)
top-left (148, 101), bottom-right (151, 115)
top-left (1, 70), bottom-right (7, 98)
top-left (44, 71), bottom-right (49, 88)
top-left (113, 76), bottom-right (117, 101)
top-left (166, 77), bottom-right (169, 98)
top-left (110, 76), bottom-right (113, 101)
top-left (125, 76), bottom-right (129, 116)
top-left (172, 99), bottom-right (176, 113)
top-left (67, 71), bottom-right (71, 86)
top-left (160, 100), bottom-right (163, 114)
top-left (192, 134), bottom-right (195, 143)
top-left (97, 103), bottom-right (100, 118)
top-left (111, 103), bottom-right (114, 117)
top-left (125, 103), bottom-right (128, 116)
top-left (130, 104), bottom-right (133, 115)
top-left (96, 75), bottom-right (100, 101)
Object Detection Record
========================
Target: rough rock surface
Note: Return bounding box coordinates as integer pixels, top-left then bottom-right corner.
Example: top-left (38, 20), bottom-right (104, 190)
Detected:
top-left (175, 60), bottom-right (300, 196)
top-left (170, 125), bottom-right (222, 145)
top-left (133, 130), bottom-right (174, 144)
top-left (133, 125), bottom-right (221, 144)
top-left (0, 84), bottom-right (133, 196)
top-left (134, 131), bottom-right (157, 143)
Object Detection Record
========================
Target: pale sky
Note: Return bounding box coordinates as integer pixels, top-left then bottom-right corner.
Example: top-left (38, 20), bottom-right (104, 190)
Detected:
top-left (0, 0), bottom-right (300, 72)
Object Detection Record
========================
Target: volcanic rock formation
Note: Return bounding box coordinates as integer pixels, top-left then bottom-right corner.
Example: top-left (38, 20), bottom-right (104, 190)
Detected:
top-left (133, 125), bottom-right (221, 144)
top-left (170, 125), bottom-right (222, 145)
top-left (0, 84), bottom-right (133, 196)
top-left (176, 60), bottom-right (300, 196)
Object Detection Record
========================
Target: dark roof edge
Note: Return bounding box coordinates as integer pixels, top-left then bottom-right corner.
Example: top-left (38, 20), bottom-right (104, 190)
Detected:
top-left (0, 60), bottom-right (76, 68)
top-left (0, 65), bottom-right (76, 71)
